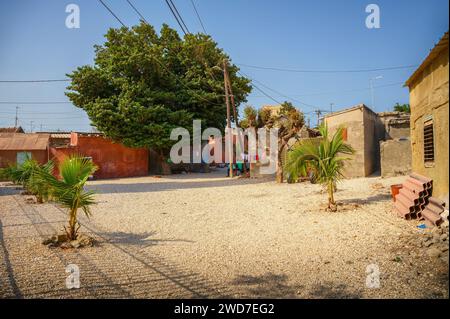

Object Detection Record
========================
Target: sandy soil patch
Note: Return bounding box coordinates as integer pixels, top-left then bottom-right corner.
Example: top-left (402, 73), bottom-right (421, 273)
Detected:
top-left (0, 169), bottom-right (448, 298)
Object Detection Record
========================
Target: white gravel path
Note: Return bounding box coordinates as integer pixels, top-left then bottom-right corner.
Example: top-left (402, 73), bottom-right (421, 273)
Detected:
top-left (0, 169), bottom-right (448, 298)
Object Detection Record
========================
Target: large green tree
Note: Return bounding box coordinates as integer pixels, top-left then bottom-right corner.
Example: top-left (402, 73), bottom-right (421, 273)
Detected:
top-left (66, 22), bottom-right (251, 160)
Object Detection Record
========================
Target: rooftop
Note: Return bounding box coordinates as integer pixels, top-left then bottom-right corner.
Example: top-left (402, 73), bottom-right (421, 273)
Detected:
top-left (0, 133), bottom-right (50, 151)
top-left (323, 104), bottom-right (377, 119)
top-left (0, 126), bottom-right (24, 133)
top-left (405, 31), bottom-right (449, 87)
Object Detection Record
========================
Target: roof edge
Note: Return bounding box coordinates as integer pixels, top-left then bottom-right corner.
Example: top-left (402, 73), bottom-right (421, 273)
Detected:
top-left (405, 31), bottom-right (449, 87)
top-left (323, 103), bottom-right (376, 118)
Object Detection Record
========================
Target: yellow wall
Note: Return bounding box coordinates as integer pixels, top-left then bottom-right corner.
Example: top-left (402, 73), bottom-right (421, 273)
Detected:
top-left (409, 46), bottom-right (449, 201)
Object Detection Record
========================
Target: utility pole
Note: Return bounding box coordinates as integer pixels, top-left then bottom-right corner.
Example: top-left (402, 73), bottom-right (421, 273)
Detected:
top-left (223, 59), bottom-right (233, 178)
top-left (15, 106), bottom-right (19, 127)
top-left (224, 60), bottom-right (247, 176)
top-left (369, 75), bottom-right (383, 110)
top-left (307, 117), bottom-right (311, 128)
top-left (29, 121), bottom-right (34, 133)
top-left (330, 103), bottom-right (334, 114)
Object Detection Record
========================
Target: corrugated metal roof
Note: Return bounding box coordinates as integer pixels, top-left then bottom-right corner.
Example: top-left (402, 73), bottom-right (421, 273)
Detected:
top-left (50, 133), bottom-right (71, 139)
top-left (0, 133), bottom-right (50, 151)
top-left (0, 126), bottom-right (24, 133)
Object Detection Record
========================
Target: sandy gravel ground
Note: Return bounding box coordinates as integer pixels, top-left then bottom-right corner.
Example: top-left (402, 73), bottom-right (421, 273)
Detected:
top-left (0, 169), bottom-right (448, 298)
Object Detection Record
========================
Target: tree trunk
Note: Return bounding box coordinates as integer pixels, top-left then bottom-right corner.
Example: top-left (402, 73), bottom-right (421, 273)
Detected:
top-left (327, 181), bottom-right (337, 212)
top-left (276, 156), bottom-right (284, 183)
top-left (67, 208), bottom-right (78, 240)
top-left (158, 151), bottom-right (171, 175)
top-left (276, 142), bottom-right (286, 183)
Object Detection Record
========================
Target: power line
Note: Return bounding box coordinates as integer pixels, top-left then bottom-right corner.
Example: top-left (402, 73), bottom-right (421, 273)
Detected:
top-left (0, 79), bottom-right (69, 83)
top-left (247, 81), bottom-right (405, 98)
top-left (0, 101), bottom-right (72, 104)
top-left (0, 110), bottom-right (82, 115)
top-left (98, 0), bottom-right (126, 27)
top-left (238, 70), bottom-right (318, 110)
top-left (190, 0), bottom-right (207, 33)
top-left (117, 0), bottom-right (230, 109)
top-left (122, 0), bottom-right (225, 107)
top-left (164, 0), bottom-right (189, 35)
top-left (125, 0), bottom-right (149, 24)
top-left (247, 75), bottom-right (317, 109)
top-left (237, 71), bottom-right (283, 105)
top-left (0, 116), bottom-right (88, 120)
top-left (237, 63), bottom-right (418, 74)
top-left (168, 0), bottom-right (190, 34)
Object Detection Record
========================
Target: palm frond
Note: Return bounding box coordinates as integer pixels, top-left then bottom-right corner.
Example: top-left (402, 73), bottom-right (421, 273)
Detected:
top-left (285, 124), bottom-right (354, 209)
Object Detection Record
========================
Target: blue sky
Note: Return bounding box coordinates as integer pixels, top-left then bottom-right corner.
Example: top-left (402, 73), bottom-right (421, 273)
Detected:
top-left (0, 0), bottom-right (448, 131)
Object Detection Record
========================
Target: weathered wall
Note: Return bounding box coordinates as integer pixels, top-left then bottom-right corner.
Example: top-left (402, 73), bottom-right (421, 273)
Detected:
top-left (50, 135), bottom-right (149, 179)
top-left (324, 107), bottom-right (365, 178)
top-left (378, 112), bottom-right (411, 139)
top-left (388, 123), bottom-right (410, 139)
top-left (363, 109), bottom-right (384, 176)
top-left (0, 150), bottom-right (48, 168)
top-left (380, 139), bottom-right (412, 177)
top-left (409, 45), bottom-right (449, 201)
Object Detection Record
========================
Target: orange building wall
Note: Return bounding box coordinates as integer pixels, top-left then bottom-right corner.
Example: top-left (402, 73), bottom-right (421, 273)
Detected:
top-left (0, 150), bottom-right (48, 168)
top-left (50, 134), bottom-right (148, 179)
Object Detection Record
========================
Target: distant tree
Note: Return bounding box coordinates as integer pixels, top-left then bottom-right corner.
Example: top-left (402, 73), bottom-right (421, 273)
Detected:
top-left (239, 105), bottom-right (258, 129)
top-left (66, 22), bottom-right (251, 172)
top-left (393, 103), bottom-right (410, 113)
top-left (240, 102), bottom-right (304, 183)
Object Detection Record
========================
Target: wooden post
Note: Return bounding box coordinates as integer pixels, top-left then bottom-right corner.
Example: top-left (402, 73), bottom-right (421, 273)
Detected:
top-left (223, 59), bottom-right (233, 177)
top-left (224, 67), bottom-right (247, 176)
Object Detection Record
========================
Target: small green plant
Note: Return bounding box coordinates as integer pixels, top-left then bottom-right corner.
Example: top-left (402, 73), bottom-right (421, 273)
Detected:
top-left (28, 161), bottom-right (55, 203)
top-left (1, 158), bottom-right (55, 203)
top-left (37, 155), bottom-right (97, 240)
top-left (286, 124), bottom-right (354, 211)
top-left (0, 165), bottom-right (22, 183)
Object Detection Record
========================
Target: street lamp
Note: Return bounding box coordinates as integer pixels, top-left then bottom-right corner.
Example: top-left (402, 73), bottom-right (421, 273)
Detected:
top-left (369, 75), bottom-right (383, 110)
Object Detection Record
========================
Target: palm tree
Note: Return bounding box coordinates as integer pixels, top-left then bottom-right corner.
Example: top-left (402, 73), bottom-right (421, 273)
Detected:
top-left (285, 124), bottom-right (354, 211)
top-left (16, 158), bottom-right (39, 189)
top-left (38, 155), bottom-right (97, 240)
top-left (29, 161), bottom-right (55, 203)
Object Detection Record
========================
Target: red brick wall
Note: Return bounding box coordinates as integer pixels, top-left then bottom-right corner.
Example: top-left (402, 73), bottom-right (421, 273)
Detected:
top-left (50, 135), bottom-right (148, 179)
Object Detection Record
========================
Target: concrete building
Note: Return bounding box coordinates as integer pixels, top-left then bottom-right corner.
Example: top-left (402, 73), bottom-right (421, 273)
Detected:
top-left (323, 104), bottom-right (384, 178)
top-left (378, 112), bottom-right (411, 140)
top-left (378, 112), bottom-right (412, 177)
top-left (405, 31), bottom-right (449, 203)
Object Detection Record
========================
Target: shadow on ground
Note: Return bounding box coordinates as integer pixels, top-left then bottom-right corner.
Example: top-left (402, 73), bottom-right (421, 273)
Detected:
top-left (232, 273), bottom-right (298, 298)
top-left (102, 231), bottom-right (194, 247)
top-left (88, 176), bottom-right (270, 194)
top-left (307, 282), bottom-right (362, 298)
top-left (232, 273), bottom-right (364, 299)
top-left (339, 193), bottom-right (392, 206)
